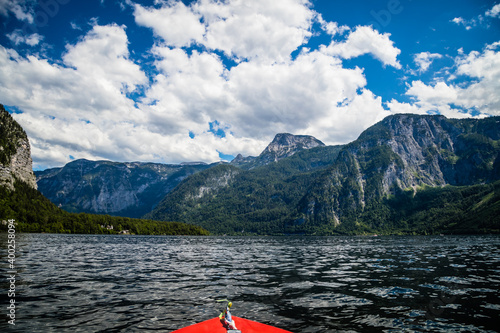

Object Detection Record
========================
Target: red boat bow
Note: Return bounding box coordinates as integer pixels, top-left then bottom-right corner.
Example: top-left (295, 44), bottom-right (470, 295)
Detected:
top-left (171, 316), bottom-right (293, 333)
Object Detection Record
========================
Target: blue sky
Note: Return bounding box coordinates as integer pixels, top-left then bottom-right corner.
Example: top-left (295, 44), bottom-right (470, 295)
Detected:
top-left (0, 0), bottom-right (499, 170)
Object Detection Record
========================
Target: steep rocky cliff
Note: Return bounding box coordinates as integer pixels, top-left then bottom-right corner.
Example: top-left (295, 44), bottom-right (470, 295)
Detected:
top-left (0, 105), bottom-right (37, 191)
top-left (296, 114), bottom-right (500, 229)
top-left (36, 159), bottom-right (213, 218)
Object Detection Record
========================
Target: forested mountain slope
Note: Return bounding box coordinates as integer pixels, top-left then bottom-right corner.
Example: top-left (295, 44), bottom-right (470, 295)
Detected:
top-left (147, 114), bottom-right (500, 235)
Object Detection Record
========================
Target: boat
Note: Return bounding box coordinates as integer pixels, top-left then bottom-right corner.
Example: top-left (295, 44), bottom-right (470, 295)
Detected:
top-left (171, 316), bottom-right (293, 333)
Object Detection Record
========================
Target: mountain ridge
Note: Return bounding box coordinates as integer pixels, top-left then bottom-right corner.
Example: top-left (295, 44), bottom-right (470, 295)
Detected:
top-left (36, 133), bottom-right (327, 216)
top-left (35, 158), bottom-right (214, 218)
top-left (292, 114), bottom-right (500, 232)
top-left (144, 144), bottom-right (343, 233)
top-left (26, 112), bottom-right (500, 235)
top-left (146, 114), bottom-right (500, 235)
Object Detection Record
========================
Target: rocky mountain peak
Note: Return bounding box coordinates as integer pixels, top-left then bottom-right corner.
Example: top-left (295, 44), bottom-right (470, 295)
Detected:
top-left (264, 133), bottom-right (324, 152)
top-left (230, 133), bottom-right (325, 169)
top-left (231, 133), bottom-right (325, 169)
top-left (259, 133), bottom-right (325, 162)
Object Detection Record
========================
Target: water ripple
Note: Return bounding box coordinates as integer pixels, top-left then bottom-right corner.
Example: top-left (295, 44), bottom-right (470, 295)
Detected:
top-left (1, 234), bottom-right (499, 332)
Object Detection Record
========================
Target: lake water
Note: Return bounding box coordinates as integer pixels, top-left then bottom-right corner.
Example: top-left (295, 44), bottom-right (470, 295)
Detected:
top-left (1, 234), bottom-right (500, 332)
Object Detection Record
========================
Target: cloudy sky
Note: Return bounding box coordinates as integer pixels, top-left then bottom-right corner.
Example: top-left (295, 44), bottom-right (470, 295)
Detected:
top-left (1, 0), bottom-right (499, 170)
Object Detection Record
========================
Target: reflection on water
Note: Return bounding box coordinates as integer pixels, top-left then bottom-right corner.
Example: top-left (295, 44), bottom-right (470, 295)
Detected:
top-left (0, 234), bottom-right (499, 332)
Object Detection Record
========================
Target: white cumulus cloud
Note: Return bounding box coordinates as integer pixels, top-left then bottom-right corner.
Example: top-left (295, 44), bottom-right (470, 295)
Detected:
top-left (133, 1), bottom-right (205, 48)
top-left (6, 29), bottom-right (43, 46)
top-left (486, 4), bottom-right (500, 18)
top-left (451, 3), bottom-right (500, 30)
top-left (0, 0), bottom-right (36, 23)
top-left (401, 41), bottom-right (500, 117)
top-left (0, 24), bottom-right (149, 168)
top-left (1, 0), bottom-right (409, 169)
top-left (197, 0), bottom-right (314, 63)
top-left (322, 26), bottom-right (401, 69)
top-left (133, 0), bottom-right (315, 63)
top-left (413, 52), bottom-right (442, 73)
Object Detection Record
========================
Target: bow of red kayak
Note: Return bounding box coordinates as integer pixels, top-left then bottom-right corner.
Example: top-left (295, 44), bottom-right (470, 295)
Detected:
top-left (171, 316), bottom-right (292, 333)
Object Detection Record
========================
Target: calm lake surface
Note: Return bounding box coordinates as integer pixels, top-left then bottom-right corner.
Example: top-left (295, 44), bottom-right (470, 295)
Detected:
top-left (1, 234), bottom-right (500, 332)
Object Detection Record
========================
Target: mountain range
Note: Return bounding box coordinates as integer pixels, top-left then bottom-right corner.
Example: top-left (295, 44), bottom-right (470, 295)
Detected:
top-left (34, 132), bottom-right (331, 219)
top-left (144, 114), bottom-right (500, 235)
top-left (35, 159), bottom-right (214, 218)
top-left (4, 101), bottom-right (499, 235)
